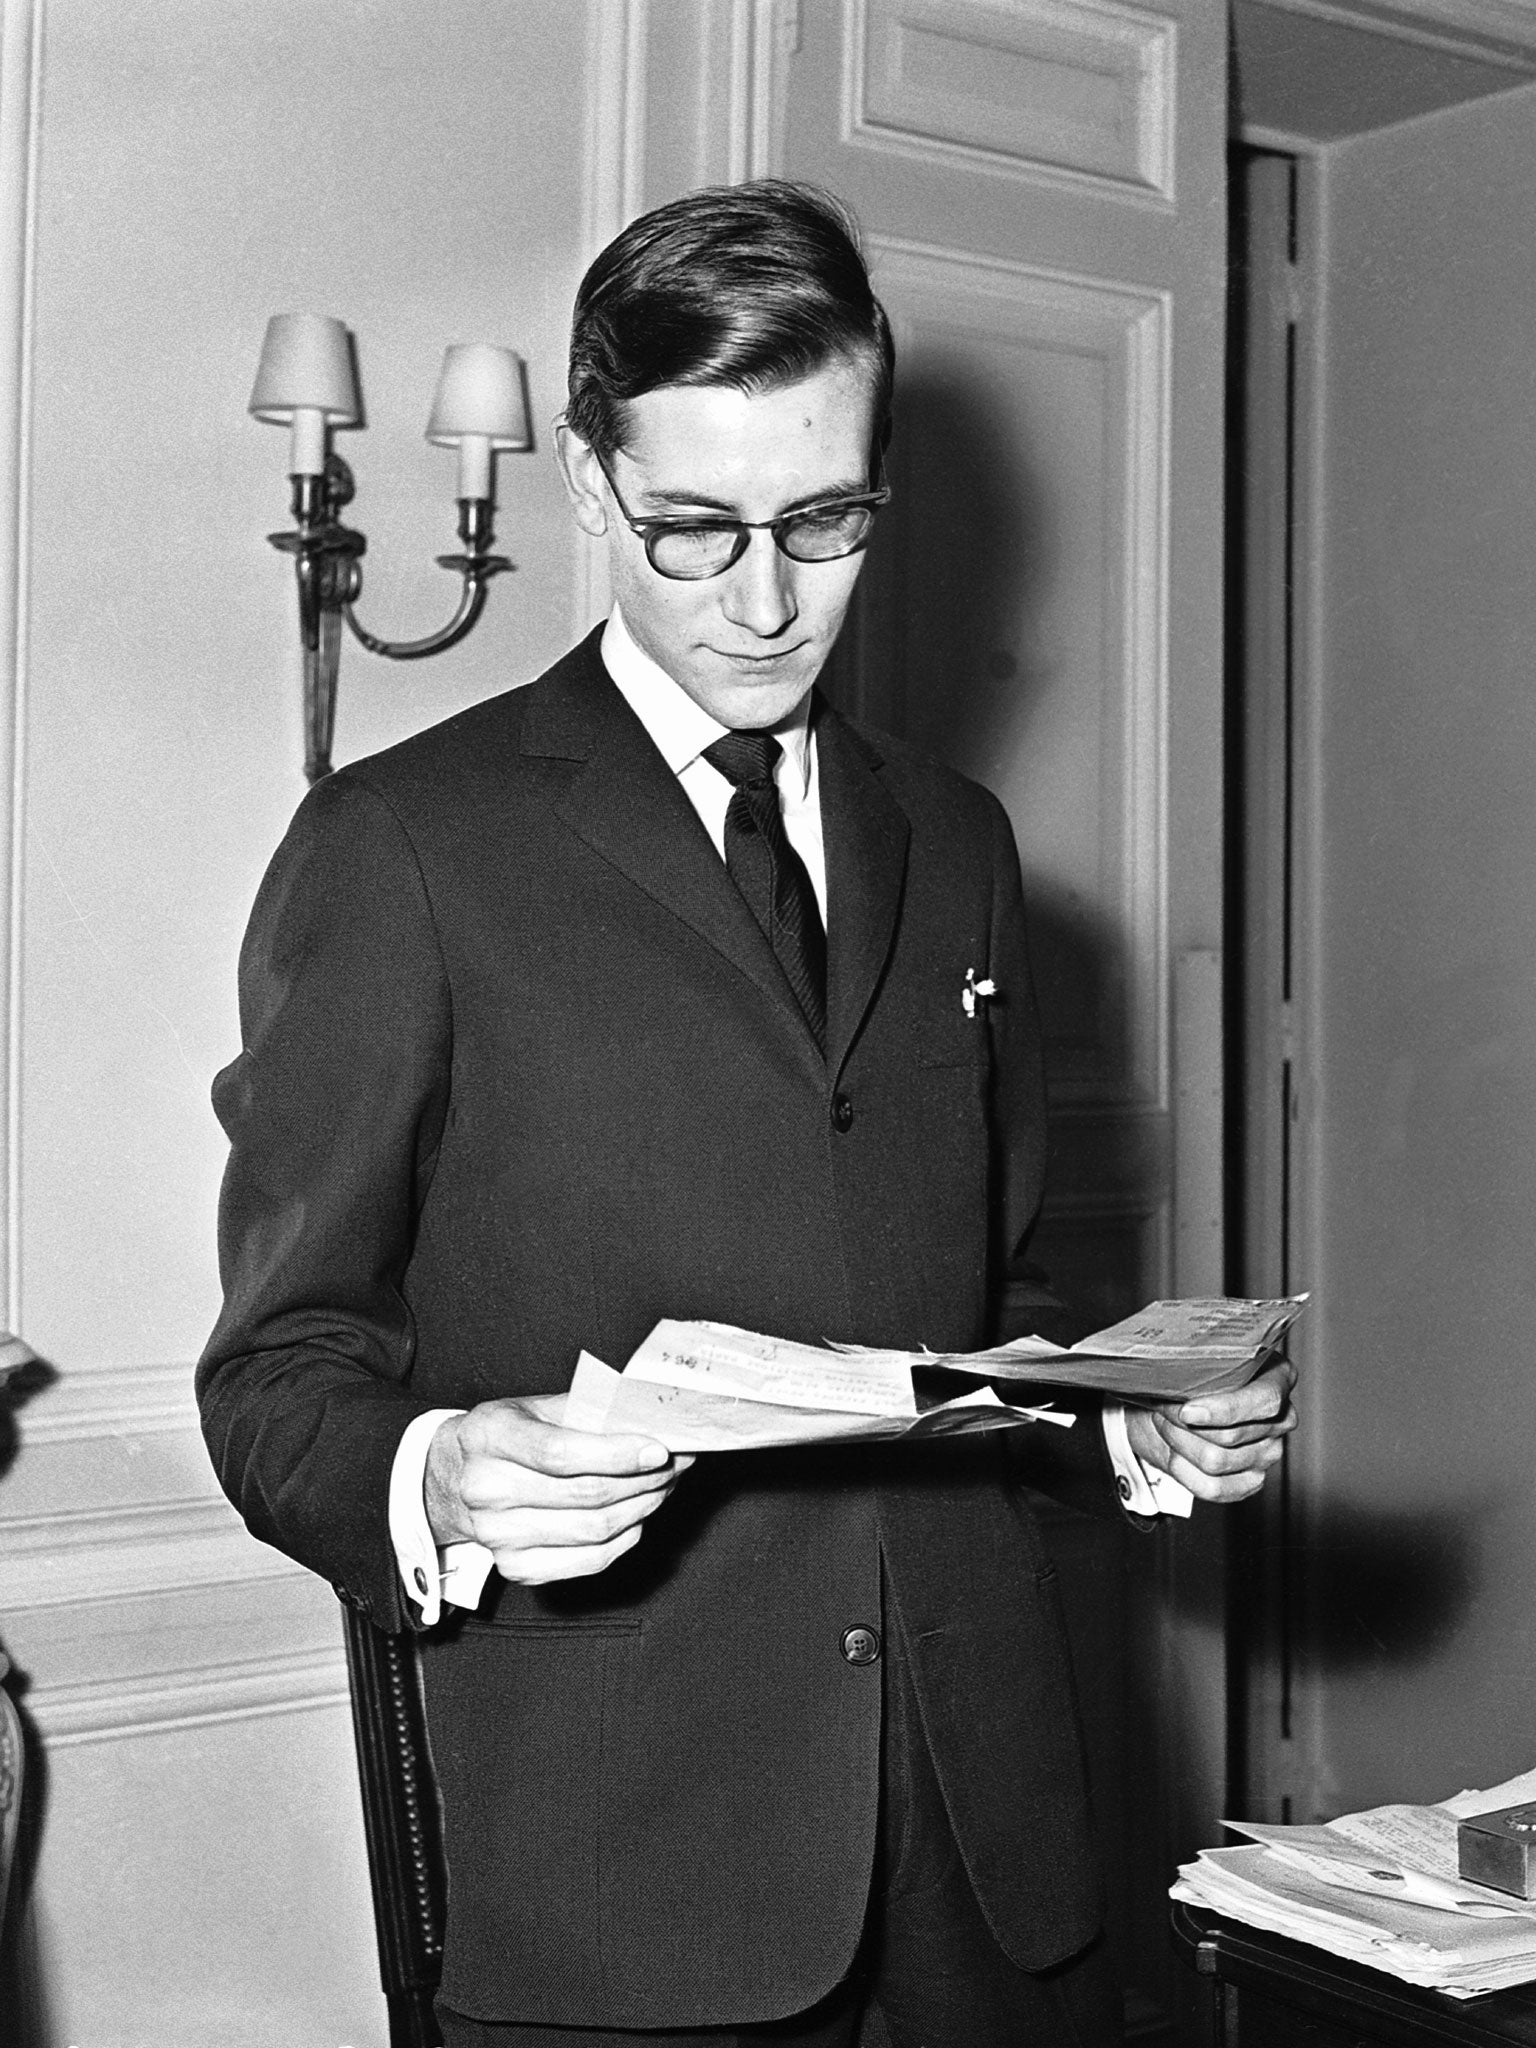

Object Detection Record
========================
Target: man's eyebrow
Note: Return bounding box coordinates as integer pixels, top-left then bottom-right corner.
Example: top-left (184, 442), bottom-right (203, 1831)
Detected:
top-left (634, 478), bottom-right (874, 517)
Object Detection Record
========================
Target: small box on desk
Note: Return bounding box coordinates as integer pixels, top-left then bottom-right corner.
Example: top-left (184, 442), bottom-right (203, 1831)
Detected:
top-left (1458, 1803), bottom-right (1536, 1898)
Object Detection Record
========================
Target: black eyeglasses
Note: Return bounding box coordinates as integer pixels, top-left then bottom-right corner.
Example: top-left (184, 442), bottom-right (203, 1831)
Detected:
top-left (595, 450), bottom-right (890, 582)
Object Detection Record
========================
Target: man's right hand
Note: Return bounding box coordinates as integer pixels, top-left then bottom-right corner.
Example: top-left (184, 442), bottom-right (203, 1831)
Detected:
top-left (424, 1397), bottom-right (693, 1585)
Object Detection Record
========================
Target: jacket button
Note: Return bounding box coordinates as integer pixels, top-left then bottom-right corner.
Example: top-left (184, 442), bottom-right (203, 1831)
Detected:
top-left (1117, 1475), bottom-right (1133, 1503)
top-left (830, 1092), bottom-right (854, 1133)
top-left (841, 1624), bottom-right (880, 1665)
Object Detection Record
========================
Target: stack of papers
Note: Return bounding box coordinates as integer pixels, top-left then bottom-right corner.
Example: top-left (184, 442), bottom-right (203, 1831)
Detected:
top-left (1172, 1767), bottom-right (1536, 1997)
top-left (561, 1322), bottom-right (1072, 1452)
top-left (855, 1294), bottom-right (1307, 1403)
top-left (560, 1295), bottom-right (1305, 1454)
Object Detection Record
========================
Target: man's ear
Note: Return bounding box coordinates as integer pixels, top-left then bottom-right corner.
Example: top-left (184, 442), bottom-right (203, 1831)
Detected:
top-left (554, 421), bottom-right (609, 539)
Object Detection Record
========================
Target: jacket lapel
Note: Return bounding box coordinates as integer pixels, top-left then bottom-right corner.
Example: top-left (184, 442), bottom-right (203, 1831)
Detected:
top-left (521, 639), bottom-right (820, 1062)
top-left (816, 703), bottom-right (911, 1080)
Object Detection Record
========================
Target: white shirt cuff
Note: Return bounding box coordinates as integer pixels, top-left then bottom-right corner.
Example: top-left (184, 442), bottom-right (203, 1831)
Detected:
top-left (388, 1407), bottom-right (496, 1624)
top-left (1101, 1402), bottom-right (1194, 1519)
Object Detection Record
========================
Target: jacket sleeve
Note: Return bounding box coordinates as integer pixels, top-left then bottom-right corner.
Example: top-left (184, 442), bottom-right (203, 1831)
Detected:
top-left (197, 770), bottom-right (453, 1631)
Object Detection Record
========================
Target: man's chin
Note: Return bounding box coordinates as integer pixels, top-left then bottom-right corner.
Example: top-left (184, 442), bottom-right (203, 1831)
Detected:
top-left (684, 655), bottom-right (821, 729)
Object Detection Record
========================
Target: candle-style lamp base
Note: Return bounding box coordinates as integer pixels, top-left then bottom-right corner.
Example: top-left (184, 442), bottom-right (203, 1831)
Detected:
top-left (250, 319), bottom-right (531, 784)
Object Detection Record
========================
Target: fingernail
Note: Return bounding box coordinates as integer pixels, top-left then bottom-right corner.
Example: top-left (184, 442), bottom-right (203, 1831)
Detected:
top-left (1181, 1405), bottom-right (1213, 1426)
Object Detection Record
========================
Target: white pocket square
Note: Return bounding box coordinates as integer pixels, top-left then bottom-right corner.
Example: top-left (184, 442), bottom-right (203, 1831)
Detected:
top-left (961, 968), bottom-right (997, 1019)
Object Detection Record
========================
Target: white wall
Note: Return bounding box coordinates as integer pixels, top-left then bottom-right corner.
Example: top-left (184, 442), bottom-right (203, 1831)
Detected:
top-left (0, 3), bottom-right (602, 2040)
top-left (1297, 78), bottom-right (1536, 1813)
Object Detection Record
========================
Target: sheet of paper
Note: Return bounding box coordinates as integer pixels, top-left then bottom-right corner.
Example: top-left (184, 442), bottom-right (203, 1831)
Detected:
top-left (1225, 1819), bottom-right (1523, 1917)
top-left (565, 1298), bottom-right (1300, 1448)
top-left (923, 1346), bottom-right (1266, 1401)
top-left (1328, 1804), bottom-right (1465, 1883)
top-left (1075, 1296), bottom-right (1307, 1359)
top-left (1443, 1765), bottom-right (1536, 1818)
top-left (562, 1353), bottom-right (1069, 1454)
top-left (754, 1296), bottom-right (1307, 1403)
top-left (627, 1319), bottom-right (916, 1417)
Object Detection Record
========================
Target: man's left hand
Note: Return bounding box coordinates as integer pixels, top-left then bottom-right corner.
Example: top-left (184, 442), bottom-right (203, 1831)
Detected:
top-left (1123, 1358), bottom-right (1297, 1504)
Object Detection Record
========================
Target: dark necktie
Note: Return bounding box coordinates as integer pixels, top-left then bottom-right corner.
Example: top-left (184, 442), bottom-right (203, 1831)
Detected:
top-left (703, 730), bottom-right (826, 1051)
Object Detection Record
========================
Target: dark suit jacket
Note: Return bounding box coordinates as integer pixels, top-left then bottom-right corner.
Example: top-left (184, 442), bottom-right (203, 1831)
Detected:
top-left (198, 627), bottom-right (1111, 2029)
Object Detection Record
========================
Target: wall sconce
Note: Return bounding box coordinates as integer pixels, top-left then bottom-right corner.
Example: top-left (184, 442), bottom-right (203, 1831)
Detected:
top-left (250, 313), bottom-right (532, 782)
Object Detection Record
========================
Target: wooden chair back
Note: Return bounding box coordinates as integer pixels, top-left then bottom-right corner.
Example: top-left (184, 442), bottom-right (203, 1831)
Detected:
top-left (0, 1653), bottom-right (23, 1942)
top-left (341, 1606), bottom-right (447, 2048)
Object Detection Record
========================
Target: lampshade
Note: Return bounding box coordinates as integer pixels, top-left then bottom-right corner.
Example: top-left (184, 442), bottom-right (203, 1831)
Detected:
top-left (248, 313), bottom-right (361, 426)
top-left (425, 344), bottom-right (531, 451)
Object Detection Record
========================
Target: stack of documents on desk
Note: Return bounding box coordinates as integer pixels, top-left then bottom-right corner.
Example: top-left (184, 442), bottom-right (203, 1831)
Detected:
top-left (1172, 1767), bottom-right (1536, 1996)
top-left (561, 1295), bottom-right (1304, 1454)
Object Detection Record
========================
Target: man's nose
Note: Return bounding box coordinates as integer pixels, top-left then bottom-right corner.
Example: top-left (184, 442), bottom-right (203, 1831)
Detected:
top-left (721, 529), bottom-right (798, 637)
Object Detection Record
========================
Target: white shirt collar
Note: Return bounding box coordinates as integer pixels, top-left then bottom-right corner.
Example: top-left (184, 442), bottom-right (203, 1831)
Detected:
top-left (600, 606), bottom-right (813, 798)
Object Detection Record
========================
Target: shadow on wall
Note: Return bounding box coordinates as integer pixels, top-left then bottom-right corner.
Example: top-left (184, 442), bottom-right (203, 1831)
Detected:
top-left (839, 359), bottom-right (1133, 1314)
top-left (887, 362), bottom-right (1060, 783)
top-left (1300, 1498), bottom-right (1478, 1673)
top-left (0, 1356), bottom-right (58, 2048)
top-left (842, 363), bottom-right (1059, 777)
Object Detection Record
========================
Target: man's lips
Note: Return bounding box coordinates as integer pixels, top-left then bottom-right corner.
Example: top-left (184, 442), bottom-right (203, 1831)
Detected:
top-left (708, 642), bottom-right (808, 666)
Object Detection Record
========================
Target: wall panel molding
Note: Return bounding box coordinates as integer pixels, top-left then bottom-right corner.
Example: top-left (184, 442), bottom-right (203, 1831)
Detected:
top-left (1, 1352), bottom-right (353, 1746)
top-left (0, 0), bottom-right (41, 1330)
top-left (13, 1566), bottom-right (349, 1747)
top-left (863, 236), bottom-right (1170, 1110)
top-left (573, 0), bottom-right (641, 636)
top-left (2, 1495), bottom-right (291, 1613)
top-left (34, 1645), bottom-right (348, 1748)
top-left (1259, 0), bottom-right (1536, 64)
top-left (16, 1356), bottom-right (195, 1443)
top-left (727, 0), bottom-right (795, 179)
top-left (584, 0), bottom-right (646, 249)
top-left (1, 1361), bottom-right (297, 1614)
top-left (844, 0), bottom-right (1177, 206)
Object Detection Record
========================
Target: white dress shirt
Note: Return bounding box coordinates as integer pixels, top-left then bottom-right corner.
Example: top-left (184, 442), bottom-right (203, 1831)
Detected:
top-left (390, 609), bottom-right (1186, 1624)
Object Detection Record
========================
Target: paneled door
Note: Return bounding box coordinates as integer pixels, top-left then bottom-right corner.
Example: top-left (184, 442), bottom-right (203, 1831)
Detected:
top-left (778, 2), bottom-right (1232, 2034)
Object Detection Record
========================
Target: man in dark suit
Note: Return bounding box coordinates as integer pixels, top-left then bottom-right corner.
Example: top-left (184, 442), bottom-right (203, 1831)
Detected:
top-left (199, 182), bottom-right (1293, 2048)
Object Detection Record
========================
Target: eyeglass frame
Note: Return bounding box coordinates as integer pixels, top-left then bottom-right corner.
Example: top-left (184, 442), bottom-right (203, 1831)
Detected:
top-left (591, 446), bottom-right (891, 582)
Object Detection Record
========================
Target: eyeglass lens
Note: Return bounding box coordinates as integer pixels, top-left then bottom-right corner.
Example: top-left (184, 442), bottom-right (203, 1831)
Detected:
top-left (648, 503), bottom-right (879, 580)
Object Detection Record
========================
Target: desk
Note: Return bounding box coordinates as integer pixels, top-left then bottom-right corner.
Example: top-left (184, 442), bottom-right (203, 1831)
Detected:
top-left (1172, 1903), bottom-right (1536, 2047)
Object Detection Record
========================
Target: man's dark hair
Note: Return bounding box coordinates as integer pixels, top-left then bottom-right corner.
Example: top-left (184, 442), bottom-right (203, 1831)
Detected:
top-left (565, 179), bottom-right (893, 466)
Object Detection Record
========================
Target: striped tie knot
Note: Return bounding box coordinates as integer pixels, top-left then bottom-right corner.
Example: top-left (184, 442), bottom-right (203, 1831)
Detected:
top-left (702, 730), bottom-right (780, 792)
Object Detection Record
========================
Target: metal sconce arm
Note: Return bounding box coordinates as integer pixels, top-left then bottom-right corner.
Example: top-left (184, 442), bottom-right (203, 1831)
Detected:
top-left (267, 455), bottom-right (513, 783)
top-left (344, 496), bottom-right (512, 662)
